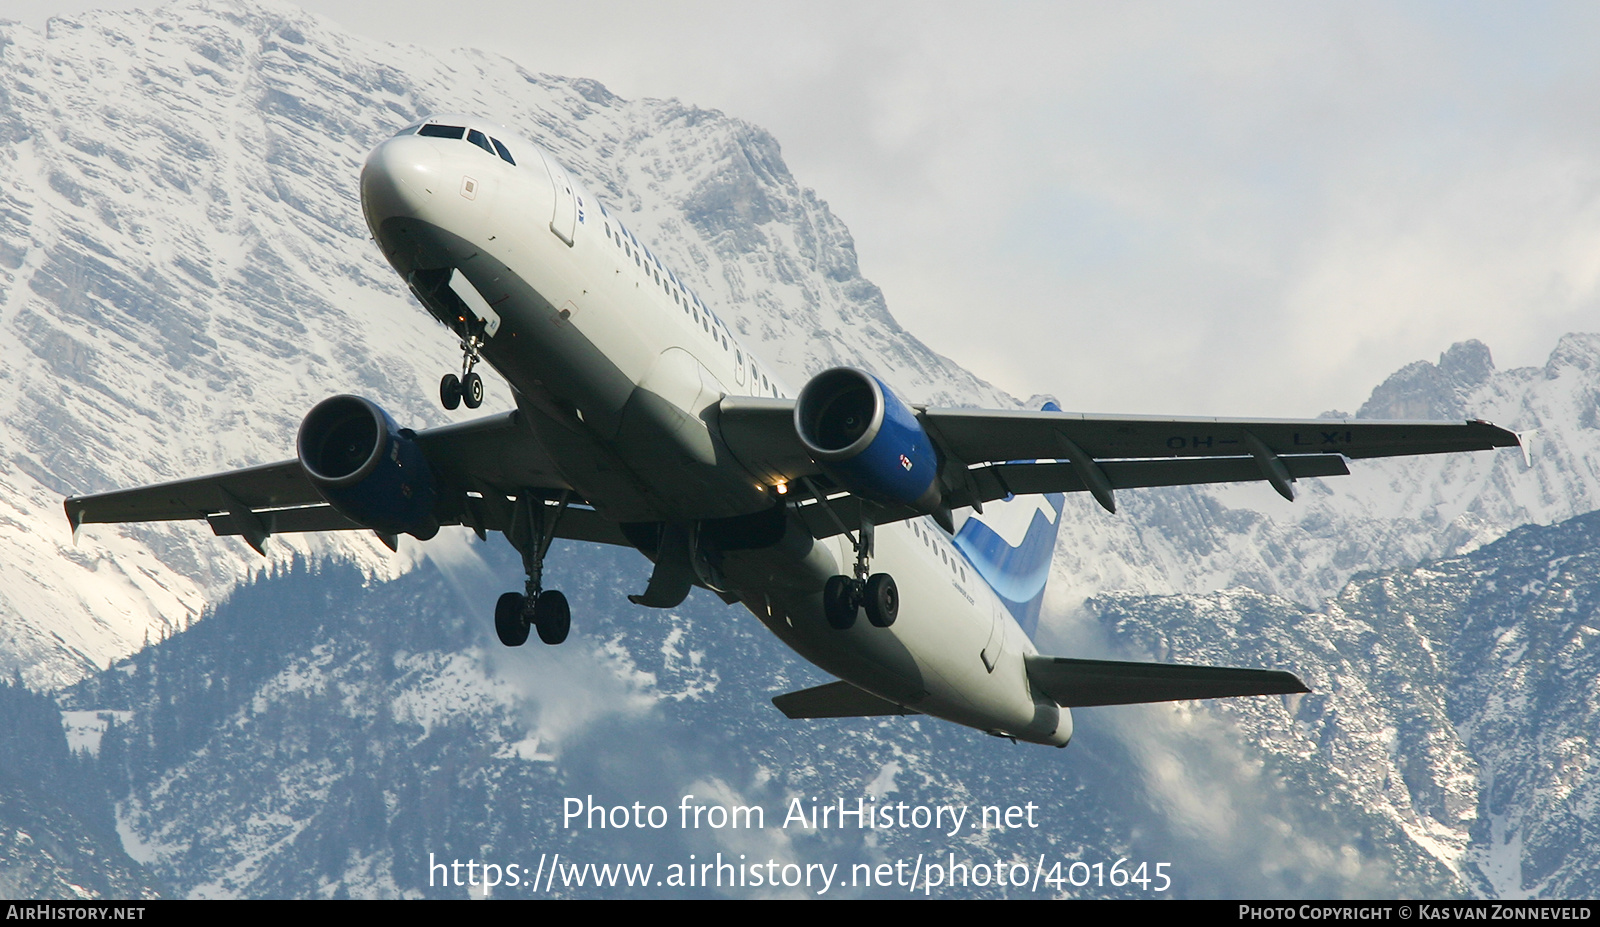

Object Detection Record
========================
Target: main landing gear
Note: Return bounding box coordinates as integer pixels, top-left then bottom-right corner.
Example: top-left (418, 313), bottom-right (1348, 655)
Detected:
top-left (495, 589), bottom-right (569, 646)
top-left (440, 332), bottom-right (486, 411)
top-left (494, 492), bottom-right (572, 647)
top-left (823, 573), bottom-right (898, 630)
top-left (820, 514), bottom-right (899, 631)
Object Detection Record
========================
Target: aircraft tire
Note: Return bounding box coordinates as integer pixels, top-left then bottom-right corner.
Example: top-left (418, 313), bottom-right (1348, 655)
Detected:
top-left (440, 373), bottom-right (462, 410)
top-left (462, 372), bottom-right (484, 409)
top-left (534, 589), bottom-right (570, 645)
top-left (864, 573), bottom-right (898, 627)
top-left (823, 575), bottom-right (857, 630)
top-left (495, 592), bottom-right (530, 646)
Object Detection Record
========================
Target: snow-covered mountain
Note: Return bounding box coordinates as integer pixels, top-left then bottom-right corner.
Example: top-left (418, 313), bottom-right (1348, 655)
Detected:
top-left (0, 0), bottom-right (1015, 690)
top-left (2, 0), bottom-right (1590, 692)
top-left (46, 498), bottom-right (1600, 899)
top-left (0, 0), bottom-right (1596, 899)
top-left (1091, 509), bottom-right (1600, 898)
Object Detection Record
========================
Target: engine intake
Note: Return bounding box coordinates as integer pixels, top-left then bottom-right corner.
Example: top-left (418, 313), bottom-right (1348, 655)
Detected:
top-left (297, 395), bottom-right (440, 540)
top-left (794, 368), bottom-right (940, 510)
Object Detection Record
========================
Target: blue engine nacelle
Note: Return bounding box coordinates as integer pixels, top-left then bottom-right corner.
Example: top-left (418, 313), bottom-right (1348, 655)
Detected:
top-left (794, 367), bottom-right (942, 511)
top-left (297, 395), bottom-right (440, 540)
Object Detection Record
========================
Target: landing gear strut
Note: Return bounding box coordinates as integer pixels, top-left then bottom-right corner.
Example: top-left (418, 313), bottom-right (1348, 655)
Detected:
top-left (494, 492), bottom-right (572, 647)
top-left (440, 333), bottom-right (486, 411)
top-left (810, 490), bottom-right (897, 630)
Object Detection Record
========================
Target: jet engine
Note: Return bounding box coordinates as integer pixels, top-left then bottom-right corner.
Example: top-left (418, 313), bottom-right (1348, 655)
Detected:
top-left (794, 367), bottom-right (941, 510)
top-left (297, 395), bottom-right (441, 539)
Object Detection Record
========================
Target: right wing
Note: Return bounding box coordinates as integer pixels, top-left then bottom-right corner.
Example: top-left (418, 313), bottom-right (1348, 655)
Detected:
top-left (717, 396), bottom-right (1521, 538)
top-left (64, 411), bottom-right (629, 552)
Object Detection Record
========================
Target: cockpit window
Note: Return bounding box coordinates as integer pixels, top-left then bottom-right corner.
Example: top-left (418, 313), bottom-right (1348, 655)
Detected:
top-left (418, 124), bottom-right (466, 139)
top-left (392, 121), bottom-right (425, 137)
top-left (467, 129), bottom-right (494, 155)
top-left (491, 137), bottom-right (516, 165)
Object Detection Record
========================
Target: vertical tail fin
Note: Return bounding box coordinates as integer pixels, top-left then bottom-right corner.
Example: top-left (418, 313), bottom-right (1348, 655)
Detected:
top-left (951, 402), bottom-right (1066, 639)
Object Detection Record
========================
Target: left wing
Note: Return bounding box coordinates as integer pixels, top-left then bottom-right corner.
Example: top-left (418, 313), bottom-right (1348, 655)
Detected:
top-left (717, 396), bottom-right (1521, 536)
top-left (65, 411), bottom-right (629, 552)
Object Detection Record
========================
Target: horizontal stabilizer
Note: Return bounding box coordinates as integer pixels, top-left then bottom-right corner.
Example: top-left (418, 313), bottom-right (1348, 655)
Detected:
top-left (1025, 655), bottom-right (1309, 707)
top-left (772, 680), bottom-right (918, 719)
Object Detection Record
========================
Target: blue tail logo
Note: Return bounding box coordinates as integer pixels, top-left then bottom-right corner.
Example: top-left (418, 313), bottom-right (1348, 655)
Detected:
top-left (951, 402), bottom-right (1066, 639)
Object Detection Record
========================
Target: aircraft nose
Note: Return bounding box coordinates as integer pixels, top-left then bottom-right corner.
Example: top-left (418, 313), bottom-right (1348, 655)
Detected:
top-left (360, 135), bottom-right (444, 226)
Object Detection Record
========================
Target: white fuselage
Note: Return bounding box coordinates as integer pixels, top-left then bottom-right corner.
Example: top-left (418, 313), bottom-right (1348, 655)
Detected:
top-left (360, 119), bottom-right (1070, 747)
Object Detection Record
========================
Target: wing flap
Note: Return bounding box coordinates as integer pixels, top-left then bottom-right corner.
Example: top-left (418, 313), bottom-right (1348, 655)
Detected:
top-left (201, 498), bottom-right (631, 547)
top-left (786, 454), bottom-right (1352, 541)
top-left (923, 407), bottom-right (1520, 464)
top-left (450, 500), bottom-right (629, 546)
top-left (205, 504), bottom-right (363, 536)
top-left (961, 454), bottom-right (1350, 502)
top-left (772, 680), bottom-right (919, 719)
top-left (1025, 655), bottom-right (1310, 707)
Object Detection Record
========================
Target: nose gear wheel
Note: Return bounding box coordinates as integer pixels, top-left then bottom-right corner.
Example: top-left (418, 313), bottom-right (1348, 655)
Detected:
top-left (441, 333), bottom-right (486, 410)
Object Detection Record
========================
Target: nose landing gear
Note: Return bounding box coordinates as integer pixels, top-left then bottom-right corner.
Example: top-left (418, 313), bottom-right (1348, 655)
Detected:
top-left (440, 333), bottom-right (486, 411)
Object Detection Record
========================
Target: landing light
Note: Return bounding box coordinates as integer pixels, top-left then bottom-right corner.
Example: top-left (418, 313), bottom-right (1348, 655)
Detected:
top-left (775, 481), bottom-right (788, 495)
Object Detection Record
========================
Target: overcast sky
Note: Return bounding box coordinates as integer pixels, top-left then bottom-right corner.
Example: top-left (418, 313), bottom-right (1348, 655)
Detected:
top-left (13, 1), bottom-right (1600, 417)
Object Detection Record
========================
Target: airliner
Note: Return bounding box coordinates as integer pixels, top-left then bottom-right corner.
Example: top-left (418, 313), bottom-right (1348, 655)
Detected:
top-left (64, 115), bottom-right (1521, 747)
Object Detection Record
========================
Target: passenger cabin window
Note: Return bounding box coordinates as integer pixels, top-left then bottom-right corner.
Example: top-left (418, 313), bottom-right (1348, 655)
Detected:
top-left (419, 124), bottom-right (466, 139)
